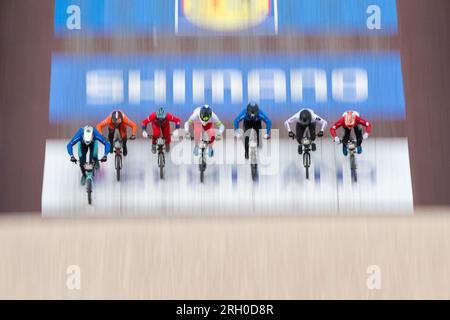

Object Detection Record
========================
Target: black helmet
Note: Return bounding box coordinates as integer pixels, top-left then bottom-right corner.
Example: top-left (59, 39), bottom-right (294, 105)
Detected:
top-left (246, 103), bottom-right (259, 120)
top-left (111, 110), bottom-right (123, 127)
top-left (299, 110), bottom-right (312, 126)
top-left (200, 105), bottom-right (212, 124)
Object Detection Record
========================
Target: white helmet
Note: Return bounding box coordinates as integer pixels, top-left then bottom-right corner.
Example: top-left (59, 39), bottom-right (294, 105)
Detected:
top-left (82, 126), bottom-right (94, 145)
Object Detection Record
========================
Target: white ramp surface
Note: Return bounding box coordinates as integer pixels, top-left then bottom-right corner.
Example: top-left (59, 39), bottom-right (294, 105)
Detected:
top-left (42, 138), bottom-right (413, 217)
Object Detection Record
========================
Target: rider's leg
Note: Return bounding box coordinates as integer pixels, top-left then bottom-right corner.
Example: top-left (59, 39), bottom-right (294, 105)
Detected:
top-left (204, 123), bottom-right (215, 157)
top-left (342, 128), bottom-right (351, 156)
top-left (78, 143), bottom-right (88, 185)
top-left (255, 120), bottom-right (262, 148)
top-left (192, 122), bottom-right (203, 156)
top-left (122, 138), bottom-right (128, 156)
top-left (354, 125), bottom-right (363, 154)
top-left (309, 123), bottom-right (317, 151)
top-left (151, 123), bottom-right (161, 154)
top-left (296, 123), bottom-right (306, 154)
top-left (243, 120), bottom-right (251, 159)
top-left (91, 142), bottom-right (100, 170)
top-left (108, 129), bottom-right (114, 154)
top-left (162, 122), bottom-right (171, 152)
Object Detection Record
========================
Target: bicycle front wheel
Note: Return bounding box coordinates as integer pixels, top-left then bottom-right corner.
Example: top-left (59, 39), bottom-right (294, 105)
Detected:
top-left (158, 153), bottom-right (165, 179)
top-left (87, 179), bottom-right (93, 205)
top-left (350, 155), bottom-right (357, 183)
top-left (115, 155), bottom-right (122, 182)
top-left (303, 152), bottom-right (311, 180)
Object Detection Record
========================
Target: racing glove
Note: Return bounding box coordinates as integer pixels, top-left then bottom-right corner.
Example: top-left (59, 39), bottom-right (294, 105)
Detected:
top-left (263, 133), bottom-right (271, 140)
top-left (288, 131), bottom-right (295, 139)
top-left (318, 131), bottom-right (324, 138)
top-left (235, 129), bottom-right (243, 139)
top-left (130, 135), bottom-right (136, 140)
top-left (70, 156), bottom-right (77, 163)
top-left (100, 156), bottom-right (108, 163)
top-left (142, 131), bottom-right (149, 139)
top-left (334, 136), bottom-right (341, 144)
top-left (363, 132), bottom-right (369, 140)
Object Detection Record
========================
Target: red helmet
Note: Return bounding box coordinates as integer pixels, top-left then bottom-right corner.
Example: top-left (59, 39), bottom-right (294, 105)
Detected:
top-left (343, 111), bottom-right (357, 128)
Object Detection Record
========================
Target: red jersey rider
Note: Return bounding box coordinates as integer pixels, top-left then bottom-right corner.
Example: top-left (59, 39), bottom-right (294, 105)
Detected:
top-left (330, 110), bottom-right (372, 156)
top-left (141, 107), bottom-right (181, 153)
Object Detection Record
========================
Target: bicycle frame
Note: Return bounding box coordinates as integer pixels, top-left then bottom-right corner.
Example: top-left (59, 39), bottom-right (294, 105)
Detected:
top-left (248, 128), bottom-right (258, 165)
top-left (83, 161), bottom-right (95, 205)
top-left (301, 136), bottom-right (313, 179)
top-left (113, 129), bottom-right (123, 181)
top-left (196, 131), bottom-right (211, 183)
top-left (148, 125), bottom-right (166, 179)
top-left (345, 139), bottom-right (358, 183)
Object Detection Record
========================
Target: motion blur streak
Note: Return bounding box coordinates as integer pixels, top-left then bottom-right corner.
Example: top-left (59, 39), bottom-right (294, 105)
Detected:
top-left (42, 138), bottom-right (412, 216)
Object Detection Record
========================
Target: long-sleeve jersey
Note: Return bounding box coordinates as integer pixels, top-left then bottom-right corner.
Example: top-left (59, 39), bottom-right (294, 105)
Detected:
top-left (184, 107), bottom-right (225, 134)
top-left (96, 112), bottom-right (137, 138)
top-left (67, 127), bottom-right (111, 157)
top-left (234, 108), bottom-right (272, 134)
top-left (141, 112), bottom-right (181, 130)
top-left (284, 108), bottom-right (328, 133)
top-left (330, 113), bottom-right (372, 138)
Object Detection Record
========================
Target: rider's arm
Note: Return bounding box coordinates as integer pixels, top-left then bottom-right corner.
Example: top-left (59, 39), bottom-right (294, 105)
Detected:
top-left (142, 113), bottom-right (155, 130)
top-left (312, 112), bottom-right (328, 132)
top-left (66, 128), bottom-right (83, 156)
top-left (284, 112), bottom-right (299, 133)
top-left (233, 109), bottom-right (246, 130)
top-left (330, 117), bottom-right (345, 138)
top-left (124, 116), bottom-right (137, 136)
top-left (212, 113), bottom-right (225, 134)
top-left (356, 116), bottom-right (372, 134)
top-left (167, 113), bottom-right (181, 129)
top-left (184, 112), bottom-right (196, 132)
top-left (258, 110), bottom-right (272, 134)
top-left (93, 128), bottom-right (111, 156)
top-left (96, 117), bottom-right (109, 135)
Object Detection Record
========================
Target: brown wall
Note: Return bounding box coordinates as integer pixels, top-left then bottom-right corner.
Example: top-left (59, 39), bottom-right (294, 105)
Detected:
top-left (397, 0), bottom-right (450, 205)
top-left (0, 0), bottom-right (53, 212)
top-left (0, 0), bottom-right (449, 212)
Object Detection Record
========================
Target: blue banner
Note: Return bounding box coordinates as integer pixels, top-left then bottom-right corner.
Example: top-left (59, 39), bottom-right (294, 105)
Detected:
top-left (49, 52), bottom-right (405, 124)
top-left (54, 0), bottom-right (397, 35)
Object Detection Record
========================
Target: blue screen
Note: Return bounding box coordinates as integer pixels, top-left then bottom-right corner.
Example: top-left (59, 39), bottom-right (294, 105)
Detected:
top-left (49, 52), bottom-right (405, 123)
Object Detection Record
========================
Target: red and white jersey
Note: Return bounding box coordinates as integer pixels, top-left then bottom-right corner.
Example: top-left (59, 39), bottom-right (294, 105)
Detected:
top-left (330, 111), bottom-right (372, 138)
top-left (184, 107), bottom-right (225, 134)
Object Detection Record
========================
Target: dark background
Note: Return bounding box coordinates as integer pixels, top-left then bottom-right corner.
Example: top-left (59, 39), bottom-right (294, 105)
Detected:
top-left (0, 0), bottom-right (449, 212)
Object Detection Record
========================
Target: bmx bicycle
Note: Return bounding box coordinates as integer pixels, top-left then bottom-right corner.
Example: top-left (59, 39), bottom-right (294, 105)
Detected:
top-left (237, 128), bottom-right (259, 181)
top-left (197, 135), bottom-right (211, 184)
top-left (149, 134), bottom-right (166, 180)
top-left (146, 124), bottom-right (173, 180)
top-left (189, 131), bottom-right (212, 184)
top-left (343, 139), bottom-right (358, 183)
top-left (112, 128), bottom-right (123, 182)
top-left (72, 155), bottom-right (98, 205)
top-left (290, 132), bottom-right (315, 180)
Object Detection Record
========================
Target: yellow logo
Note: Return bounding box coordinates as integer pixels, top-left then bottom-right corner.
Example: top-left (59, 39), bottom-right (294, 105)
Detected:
top-left (182, 0), bottom-right (271, 31)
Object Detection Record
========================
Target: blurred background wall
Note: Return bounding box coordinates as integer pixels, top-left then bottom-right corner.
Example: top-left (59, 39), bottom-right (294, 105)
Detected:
top-left (0, 0), bottom-right (449, 212)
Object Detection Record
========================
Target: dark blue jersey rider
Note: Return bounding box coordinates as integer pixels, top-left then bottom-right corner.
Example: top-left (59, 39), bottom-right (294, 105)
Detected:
top-left (234, 103), bottom-right (272, 159)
